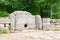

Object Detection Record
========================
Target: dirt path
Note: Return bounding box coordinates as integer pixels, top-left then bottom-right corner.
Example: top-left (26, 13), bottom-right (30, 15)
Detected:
top-left (0, 30), bottom-right (60, 40)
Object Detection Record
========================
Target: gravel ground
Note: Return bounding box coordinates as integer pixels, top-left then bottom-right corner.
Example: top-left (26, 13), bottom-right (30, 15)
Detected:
top-left (0, 30), bottom-right (60, 40)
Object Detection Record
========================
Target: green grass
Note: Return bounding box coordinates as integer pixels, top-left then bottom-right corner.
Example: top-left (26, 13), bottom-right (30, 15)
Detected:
top-left (1, 29), bottom-right (8, 34)
top-left (0, 27), bottom-right (9, 34)
top-left (48, 27), bottom-right (60, 31)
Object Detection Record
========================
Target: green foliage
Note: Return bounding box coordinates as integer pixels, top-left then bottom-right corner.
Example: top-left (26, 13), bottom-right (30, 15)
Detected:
top-left (0, 28), bottom-right (8, 34)
top-left (52, 11), bottom-right (60, 19)
top-left (0, 11), bottom-right (9, 17)
top-left (0, 0), bottom-right (60, 18)
top-left (1, 28), bottom-right (8, 34)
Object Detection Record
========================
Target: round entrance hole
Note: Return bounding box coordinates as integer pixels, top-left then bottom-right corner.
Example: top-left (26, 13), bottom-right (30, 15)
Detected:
top-left (24, 24), bottom-right (27, 28)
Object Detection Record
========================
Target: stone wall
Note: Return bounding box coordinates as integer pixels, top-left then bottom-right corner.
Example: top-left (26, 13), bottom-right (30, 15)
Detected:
top-left (48, 19), bottom-right (60, 30)
top-left (42, 18), bottom-right (60, 30)
top-left (0, 17), bottom-right (10, 27)
top-left (42, 18), bottom-right (51, 30)
top-left (9, 11), bottom-right (60, 31)
top-left (1, 11), bottom-right (60, 32)
top-left (9, 11), bottom-right (36, 32)
top-left (0, 17), bottom-right (10, 33)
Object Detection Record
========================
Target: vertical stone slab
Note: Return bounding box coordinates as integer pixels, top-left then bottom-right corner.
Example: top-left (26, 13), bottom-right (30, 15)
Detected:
top-left (35, 15), bottom-right (42, 30)
top-left (9, 13), bottom-right (15, 32)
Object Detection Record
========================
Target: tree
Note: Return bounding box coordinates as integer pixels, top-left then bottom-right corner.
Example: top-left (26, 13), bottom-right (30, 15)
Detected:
top-left (0, 0), bottom-right (60, 18)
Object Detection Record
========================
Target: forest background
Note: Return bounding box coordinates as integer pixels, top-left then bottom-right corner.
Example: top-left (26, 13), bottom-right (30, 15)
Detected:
top-left (0, 0), bottom-right (60, 19)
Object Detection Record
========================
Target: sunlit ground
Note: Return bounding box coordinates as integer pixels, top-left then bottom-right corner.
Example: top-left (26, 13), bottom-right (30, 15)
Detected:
top-left (0, 30), bottom-right (60, 40)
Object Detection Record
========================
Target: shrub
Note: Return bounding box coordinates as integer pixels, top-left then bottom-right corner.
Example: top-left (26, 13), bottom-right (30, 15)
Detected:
top-left (1, 28), bottom-right (8, 34)
top-left (0, 27), bottom-right (9, 34)
top-left (0, 11), bottom-right (9, 17)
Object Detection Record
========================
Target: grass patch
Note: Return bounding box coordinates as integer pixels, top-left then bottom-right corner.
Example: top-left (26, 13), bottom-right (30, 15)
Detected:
top-left (48, 27), bottom-right (60, 31)
top-left (0, 27), bottom-right (9, 34)
top-left (1, 29), bottom-right (8, 34)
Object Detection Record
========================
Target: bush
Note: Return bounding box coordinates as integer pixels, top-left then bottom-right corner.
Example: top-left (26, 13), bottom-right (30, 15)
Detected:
top-left (0, 11), bottom-right (9, 17)
top-left (1, 29), bottom-right (8, 34)
top-left (0, 27), bottom-right (9, 34)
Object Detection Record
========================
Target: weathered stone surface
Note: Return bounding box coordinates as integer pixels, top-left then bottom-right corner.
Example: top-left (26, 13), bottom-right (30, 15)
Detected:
top-left (16, 15), bottom-right (36, 30)
top-left (9, 11), bottom-right (36, 31)
top-left (0, 17), bottom-right (10, 23)
top-left (9, 13), bottom-right (15, 32)
top-left (35, 15), bottom-right (42, 30)
top-left (48, 19), bottom-right (60, 30)
top-left (42, 19), bottom-right (60, 30)
top-left (42, 18), bottom-right (51, 30)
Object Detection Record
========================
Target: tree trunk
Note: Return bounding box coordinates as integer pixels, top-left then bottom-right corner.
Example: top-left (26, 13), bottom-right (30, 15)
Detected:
top-left (50, 4), bottom-right (53, 18)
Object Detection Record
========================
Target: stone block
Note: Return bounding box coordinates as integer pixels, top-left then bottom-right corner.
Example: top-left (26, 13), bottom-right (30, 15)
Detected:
top-left (42, 18), bottom-right (51, 30)
top-left (35, 15), bottom-right (42, 30)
